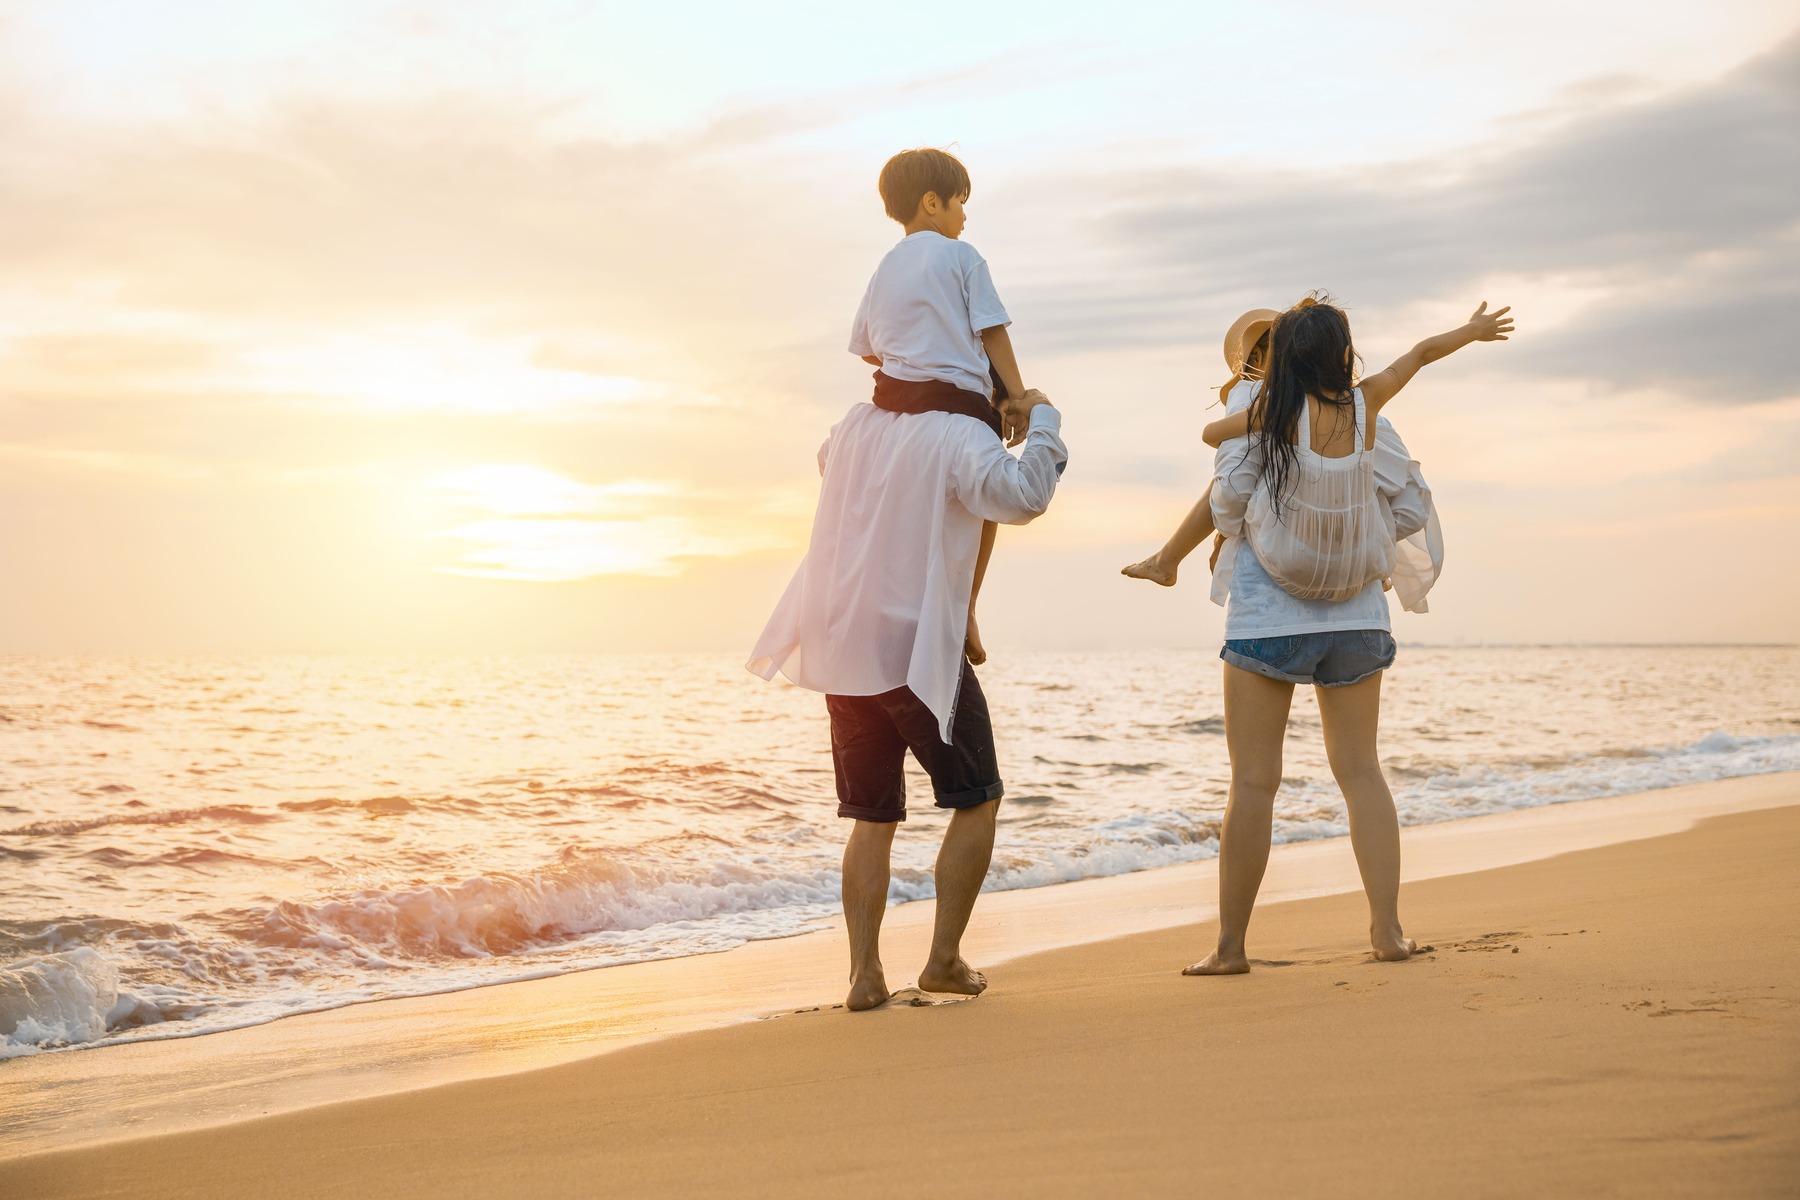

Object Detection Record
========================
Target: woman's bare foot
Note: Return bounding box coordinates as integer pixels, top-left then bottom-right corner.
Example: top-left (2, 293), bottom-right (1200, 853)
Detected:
top-left (846, 969), bottom-right (891, 1011)
top-left (1121, 555), bottom-right (1177, 587)
top-left (1371, 935), bottom-right (1423, 962)
top-left (918, 956), bottom-right (988, 996)
top-left (1182, 946), bottom-right (1250, 975)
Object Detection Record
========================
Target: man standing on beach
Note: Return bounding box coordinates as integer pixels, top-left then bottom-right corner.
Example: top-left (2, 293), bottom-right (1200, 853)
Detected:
top-left (746, 381), bottom-right (1065, 1010)
top-left (746, 152), bottom-right (1066, 1009)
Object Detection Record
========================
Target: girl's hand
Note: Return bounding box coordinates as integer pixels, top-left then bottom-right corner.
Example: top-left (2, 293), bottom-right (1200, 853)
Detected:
top-left (1466, 301), bottom-right (1515, 342)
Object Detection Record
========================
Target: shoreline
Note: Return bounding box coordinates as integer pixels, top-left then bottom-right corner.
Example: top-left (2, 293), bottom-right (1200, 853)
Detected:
top-left (2, 771), bottom-right (1795, 1160)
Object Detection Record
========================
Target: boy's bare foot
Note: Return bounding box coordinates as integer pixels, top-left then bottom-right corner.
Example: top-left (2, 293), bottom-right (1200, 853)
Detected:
top-left (918, 956), bottom-right (988, 996)
top-left (1121, 556), bottom-right (1177, 587)
top-left (964, 613), bottom-right (987, 666)
top-left (846, 969), bottom-right (891, 1011)
top-left (1182, 949), bottom-right (1250, 976)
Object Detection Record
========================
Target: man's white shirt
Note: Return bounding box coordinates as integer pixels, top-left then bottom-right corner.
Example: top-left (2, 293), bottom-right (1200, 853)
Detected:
top-left (747, 404), bottom-right (1067, 742)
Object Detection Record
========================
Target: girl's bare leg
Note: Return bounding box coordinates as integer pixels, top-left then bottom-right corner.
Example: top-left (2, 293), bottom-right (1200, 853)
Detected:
top-left (1185, 663), bottom-right (1293, 974)
top-left (1123, 482), bottom-right (1216, 587)
top-left (1314, 671), bottom-right (1419, 961)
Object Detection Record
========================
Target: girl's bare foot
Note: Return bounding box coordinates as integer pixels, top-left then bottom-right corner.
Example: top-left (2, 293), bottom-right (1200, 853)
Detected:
top-left (1122, 556), bottom-right (1177, 587)
top-left (918, 956), bottom-right (988, 996)
top-left (847, 969), bottom-right (891, 1011)
top-left (1182, 949), bottom-right (1249, 976)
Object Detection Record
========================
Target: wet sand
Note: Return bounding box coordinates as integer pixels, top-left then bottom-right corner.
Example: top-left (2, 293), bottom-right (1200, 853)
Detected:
top-left (5, 782), bottom-right (1798, 1198)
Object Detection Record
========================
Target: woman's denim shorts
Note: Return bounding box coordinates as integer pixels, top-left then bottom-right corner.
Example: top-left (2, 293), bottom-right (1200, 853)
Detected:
top-left (1221, 630), bottom-right (1396, 688)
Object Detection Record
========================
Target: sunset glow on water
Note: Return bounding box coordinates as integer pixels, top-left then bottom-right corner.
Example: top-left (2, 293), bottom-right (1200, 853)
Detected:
top-left (4, 646), bottom-right (1797, 1055)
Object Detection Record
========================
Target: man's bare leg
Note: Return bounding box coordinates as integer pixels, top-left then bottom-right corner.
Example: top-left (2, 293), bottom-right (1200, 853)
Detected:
top-left (1123, 482), bottom-right (1216, 587)
top-left (919, 798), bottom-right (999, 995)
top-left (1185, 664), bottom-right (1292, 975)
top-left (843, 819), bottom-right (898, 1010)
top-left (1316, 672), bottom-right (1419, 961)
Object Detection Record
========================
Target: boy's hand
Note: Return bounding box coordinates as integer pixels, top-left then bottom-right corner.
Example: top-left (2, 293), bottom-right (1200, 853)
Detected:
top-left (999, 388), bottom-right (1052, 446)
top-left (1465, 302), bottom-right (1514, 342)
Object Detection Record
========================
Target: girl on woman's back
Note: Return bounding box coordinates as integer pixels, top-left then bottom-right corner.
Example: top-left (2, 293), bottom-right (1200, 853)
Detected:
top-left (1189, 295), bottom-right (1512, 975)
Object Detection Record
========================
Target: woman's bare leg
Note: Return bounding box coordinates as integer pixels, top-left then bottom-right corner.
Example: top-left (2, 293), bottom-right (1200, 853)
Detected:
top-left (1185, 663), bottom-right (1293, 974)
top-left (1314, 671), bottom-right (1418, 961)
top-left (1123, 482), bottom-right (1216, 587)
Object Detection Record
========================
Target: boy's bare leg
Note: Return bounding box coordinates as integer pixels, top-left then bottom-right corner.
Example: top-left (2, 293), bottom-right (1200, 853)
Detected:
top-left (1315, 672), bottom-right (1422, 961)
top-left (1185, 664), bottom-right (1292, 975)
top-left (1123, 481), bottom-right (1216, 587)
top-left (843, 819), bottom-right (898, 1010)
top-left (965, 520), bottom-right (997, 665)
top-left (919, 798), bottom-right (999, 995)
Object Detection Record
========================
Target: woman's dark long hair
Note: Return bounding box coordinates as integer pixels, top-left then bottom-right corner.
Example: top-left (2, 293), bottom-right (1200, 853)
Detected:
top-left (1247, 295), bottom-right (1360, 518)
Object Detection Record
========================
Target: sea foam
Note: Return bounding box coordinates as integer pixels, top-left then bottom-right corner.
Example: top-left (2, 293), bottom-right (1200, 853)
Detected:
top-left (0, 949), bottom-right (127, 1058)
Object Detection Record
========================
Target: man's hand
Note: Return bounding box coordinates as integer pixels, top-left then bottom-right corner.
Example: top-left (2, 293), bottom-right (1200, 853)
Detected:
top-left (998, 388), bottom-right (1052, 447)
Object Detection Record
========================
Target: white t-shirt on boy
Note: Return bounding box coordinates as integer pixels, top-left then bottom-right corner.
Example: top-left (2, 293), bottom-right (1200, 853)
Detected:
top-left (848, 231), bottom-right (1011, 398)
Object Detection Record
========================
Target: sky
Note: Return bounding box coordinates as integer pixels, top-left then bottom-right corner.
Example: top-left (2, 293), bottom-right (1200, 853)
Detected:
top-left (1, 0), bottom-right (1796, 653)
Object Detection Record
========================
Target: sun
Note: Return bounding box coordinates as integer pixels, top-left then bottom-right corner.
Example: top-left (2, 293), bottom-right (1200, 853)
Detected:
top-left (427, 465), bottom-right (773, 582)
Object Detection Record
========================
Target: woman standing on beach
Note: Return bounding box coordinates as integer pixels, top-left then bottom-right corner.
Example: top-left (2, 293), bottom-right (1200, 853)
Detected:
top-left (1187, 296), bottom-right (1512, 974)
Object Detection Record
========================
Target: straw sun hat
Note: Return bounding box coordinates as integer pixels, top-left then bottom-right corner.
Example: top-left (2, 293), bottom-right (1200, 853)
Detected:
top-left (1218, 307), bottom-right (1280, 402)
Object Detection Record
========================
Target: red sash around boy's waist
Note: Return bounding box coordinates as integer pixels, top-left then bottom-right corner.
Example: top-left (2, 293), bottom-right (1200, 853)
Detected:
top-left (869, 370), bottom-right (1003, 441)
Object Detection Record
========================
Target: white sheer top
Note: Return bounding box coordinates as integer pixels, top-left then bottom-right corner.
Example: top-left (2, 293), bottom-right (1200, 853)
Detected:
top-left (1210, 381), bottom-right (1443, 637)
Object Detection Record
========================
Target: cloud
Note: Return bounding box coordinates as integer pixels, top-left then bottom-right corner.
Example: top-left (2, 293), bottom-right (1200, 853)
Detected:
top-left (1012, 33), bottom-right (1800, 401)
top-left (0, 94), bottom-right (859, 357)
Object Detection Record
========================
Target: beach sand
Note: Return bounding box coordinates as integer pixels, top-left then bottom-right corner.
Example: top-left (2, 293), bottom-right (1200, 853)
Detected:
top-left (5, 786), bottom-right (1798, 1198)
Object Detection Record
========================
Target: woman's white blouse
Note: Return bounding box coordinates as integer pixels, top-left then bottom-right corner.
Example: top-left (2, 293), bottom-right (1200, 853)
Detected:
top-left (1209, 381), bottom-right (1444, 638)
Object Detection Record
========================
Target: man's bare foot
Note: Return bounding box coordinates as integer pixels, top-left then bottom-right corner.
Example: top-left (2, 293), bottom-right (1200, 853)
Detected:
top-left (918, 956), bottom-right (988, 996)
top-left (1371, 935), bottom-right (1424, 962)
top-left (1182, 949), bottom-right (1250, 976)
top-left (964, 613), bottom-right (987, 666)
top-left (1121, 556), bottom-right (1177, 587)
top-left (846, 969), bottom-right (891, 1011)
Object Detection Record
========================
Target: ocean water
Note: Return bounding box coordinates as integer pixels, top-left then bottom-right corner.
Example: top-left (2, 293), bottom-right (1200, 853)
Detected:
top-left (2, 647), bottom-right (1797, 1057)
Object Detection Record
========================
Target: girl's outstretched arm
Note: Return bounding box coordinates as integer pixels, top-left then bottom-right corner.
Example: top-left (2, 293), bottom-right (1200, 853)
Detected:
top-left (1363, 302), bottom-right (1514, 416)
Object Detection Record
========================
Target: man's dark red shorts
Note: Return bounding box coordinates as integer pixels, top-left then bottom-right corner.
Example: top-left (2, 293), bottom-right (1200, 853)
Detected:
top-left (825, 663), bottom-right (1004, 822)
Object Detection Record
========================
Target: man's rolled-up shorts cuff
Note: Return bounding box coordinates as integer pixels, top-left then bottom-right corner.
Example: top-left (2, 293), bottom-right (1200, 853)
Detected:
top-left (838, 802), bottom-right (906, 823)
top-left (934, 781), bottom-right (1004, 810)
